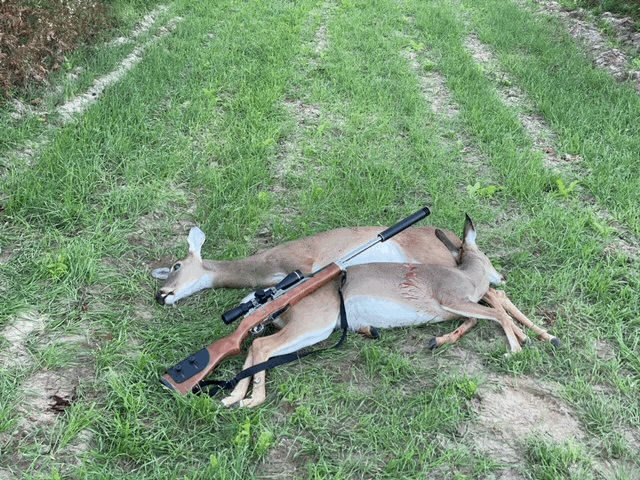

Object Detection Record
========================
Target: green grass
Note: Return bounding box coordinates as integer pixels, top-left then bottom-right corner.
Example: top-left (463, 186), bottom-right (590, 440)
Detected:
top-left (1, 0), bottom-right (639, 478)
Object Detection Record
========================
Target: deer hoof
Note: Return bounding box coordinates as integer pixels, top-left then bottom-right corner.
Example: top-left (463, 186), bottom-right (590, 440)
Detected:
top-left (370, 326), bottom-right (380, 340)
top-left (550, 337), bottom-right (561, 348)
top-left (428, 338), bottom-right (439, 350)
top-left (221, 396), bottom-right (241, 408)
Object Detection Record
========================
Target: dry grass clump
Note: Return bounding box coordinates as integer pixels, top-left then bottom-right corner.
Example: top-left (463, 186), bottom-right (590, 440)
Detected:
top-left (0, 0), bottom-right (113, 97)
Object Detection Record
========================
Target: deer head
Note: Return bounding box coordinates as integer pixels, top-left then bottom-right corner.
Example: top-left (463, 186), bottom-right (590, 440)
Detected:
top-left (151, 227), bottom-right (214, 305)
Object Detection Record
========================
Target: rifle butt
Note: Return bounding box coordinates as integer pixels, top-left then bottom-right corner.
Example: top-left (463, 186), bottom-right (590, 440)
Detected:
top-left (161, 337), bottom-right (241, 394)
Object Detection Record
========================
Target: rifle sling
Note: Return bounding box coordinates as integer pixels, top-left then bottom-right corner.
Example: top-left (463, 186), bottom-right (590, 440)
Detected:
top-left (196, 274), bottom-right (349, 398)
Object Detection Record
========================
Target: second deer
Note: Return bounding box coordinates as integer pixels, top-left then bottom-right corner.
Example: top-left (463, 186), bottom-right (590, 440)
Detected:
top-left (152, 217), bottom-right (554, 350)
top-left (203, 215), bottom-right (557, 408)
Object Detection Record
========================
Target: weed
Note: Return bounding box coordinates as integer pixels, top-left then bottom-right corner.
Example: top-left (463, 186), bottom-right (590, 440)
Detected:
top-left (466, 181), bottom-right (503, 198)
top-left (555, 177), bottom-right (580, 199)
top-left (41, 253), bottom-right (70, 281)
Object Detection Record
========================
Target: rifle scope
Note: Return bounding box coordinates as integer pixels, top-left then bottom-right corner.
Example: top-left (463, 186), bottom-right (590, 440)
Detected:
top-left (221, 270), bottom-right (304, 324)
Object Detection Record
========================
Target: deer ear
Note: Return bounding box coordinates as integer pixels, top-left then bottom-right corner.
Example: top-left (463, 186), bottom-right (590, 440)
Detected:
top-left (151, 267), bottom-right (171, 280)
top-left (435, 229), bottom-right (461, 263)
top-left (463, 214), bottom-right (476, 245)
top-left (187, 227), bottom-right (206, 257)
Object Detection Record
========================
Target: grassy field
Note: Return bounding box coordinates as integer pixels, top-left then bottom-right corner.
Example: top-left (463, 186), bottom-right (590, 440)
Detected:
top-left (1, 0), bottom-right (639, 478)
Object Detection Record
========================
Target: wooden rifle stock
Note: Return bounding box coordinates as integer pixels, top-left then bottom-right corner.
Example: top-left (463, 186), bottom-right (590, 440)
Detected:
top-left (160, 264), bottom-right (342, 394)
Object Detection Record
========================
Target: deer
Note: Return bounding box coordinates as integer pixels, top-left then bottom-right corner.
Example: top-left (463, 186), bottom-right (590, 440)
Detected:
top-left (152, 215), bottom-right (557, 408)
top-left (151, 220), bottom-right (553, 347)
top-left (152, 224), bottom-right (484, 342)
top-left (214, 215), bottom-right (556, 408)
top-left (152, 224), bottom-right (461, 306)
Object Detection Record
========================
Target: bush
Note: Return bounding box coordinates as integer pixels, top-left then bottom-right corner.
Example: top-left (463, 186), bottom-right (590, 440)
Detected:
top-left (0, 0), bottom-right (114, 97)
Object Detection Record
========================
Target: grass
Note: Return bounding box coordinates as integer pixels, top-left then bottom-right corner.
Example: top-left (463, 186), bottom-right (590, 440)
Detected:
top-left (1, 0), bottom-right (640, 478)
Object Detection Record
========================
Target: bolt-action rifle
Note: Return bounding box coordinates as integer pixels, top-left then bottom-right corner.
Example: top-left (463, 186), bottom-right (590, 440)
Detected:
top-left (160, 207), bottom-right (431, 395)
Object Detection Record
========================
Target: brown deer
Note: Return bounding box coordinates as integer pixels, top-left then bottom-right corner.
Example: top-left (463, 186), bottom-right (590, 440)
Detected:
top-left (153, 216), bottom-right (556, 408)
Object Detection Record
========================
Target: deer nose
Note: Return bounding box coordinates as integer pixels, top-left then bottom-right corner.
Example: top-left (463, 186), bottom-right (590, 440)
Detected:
top-left (156, 290), bottom-right (171, 305)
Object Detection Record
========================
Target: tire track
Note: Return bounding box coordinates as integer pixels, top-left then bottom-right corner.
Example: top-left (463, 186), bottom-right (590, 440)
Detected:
top-left (259, 0), bottom-right (339, 240)
top-left (58, 13), bottom-right (183, 123)
top-left (2, 7), bottom-right (182, 174)
top-left (463, 32), bottom-right (639, 259)
top-left (522, 0), bottom-right (640, 92)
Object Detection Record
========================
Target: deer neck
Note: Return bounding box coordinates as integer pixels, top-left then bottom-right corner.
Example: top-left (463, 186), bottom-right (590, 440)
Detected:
top-left (203, 258), bottom-right (286, 289)
top-left (457, 255), bottom-right (492, 302)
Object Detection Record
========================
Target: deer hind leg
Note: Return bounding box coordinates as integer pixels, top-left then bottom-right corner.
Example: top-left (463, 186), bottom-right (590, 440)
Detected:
top-left (429, 318), bottom-right (478, 349)
top-left (357, 326), bottom-right (380, 339)
top-left (481, 289), bottom-right (529, 346)
top-left (440, 301), bottom-right (523, 353)
top-left (222, 283), bottom-right (341, 409)
top-left (429, 299), bottom-right (527, 350)
top-left (483, 289), bottom-right (559, 346)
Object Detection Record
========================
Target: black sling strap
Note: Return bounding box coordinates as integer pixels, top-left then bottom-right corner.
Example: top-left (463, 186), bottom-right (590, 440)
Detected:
top-left (195, 274), bottom-right (349, 397)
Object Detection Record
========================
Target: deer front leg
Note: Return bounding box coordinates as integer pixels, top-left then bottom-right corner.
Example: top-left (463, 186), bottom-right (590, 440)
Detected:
top-left (229, 283), bottom-right (341, 408)
top-left (236, 370), bottom-right (267, 409)
top-left (484, 289), bottom-right (559, 346)
top-left (221, 348), bottom-right (255, 407)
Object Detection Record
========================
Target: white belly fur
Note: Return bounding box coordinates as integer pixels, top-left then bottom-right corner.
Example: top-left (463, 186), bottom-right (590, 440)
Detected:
top-left (345, 296), bottom-right (444, 331)
top-left (312, 242), bottom-right (408, 272)
top-left (270, 318), bottom-right (339, 357)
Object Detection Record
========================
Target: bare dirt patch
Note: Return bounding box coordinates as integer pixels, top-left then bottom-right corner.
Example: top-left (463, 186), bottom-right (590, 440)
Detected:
top-left (17, 369), bottom-right (80, 432)
top-left (0, 246), bottom-right (13, 265)
top-left (402, 48), bottom-right (459, 118)
top-left (594, 339), bottom-right (616, 361)
top-left (1, 311), bottom-right (45, 366)
top-left (313, 0), bottom-right (334, 57)
top-left (256, 436), bottom-right (303, 479)
top-left (405, 344), bottom-right (585, 473)
top-left (469, 375), bottom-right (585, 471)
top-left (107, 5), bottom-right (169, 47)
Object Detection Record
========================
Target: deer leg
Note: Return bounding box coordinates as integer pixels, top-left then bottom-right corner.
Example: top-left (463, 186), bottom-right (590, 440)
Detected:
top-left (223, 283), bottom-right (341, 408)
top-left (220, 348), bottom-right (255, 407)
top-left (429, 318), bottom-right (478, 349)
top-left (357, 326), bottom-right (380, 339)
top-left (484, 289), bottom-right (559, 346)
top-left (440, 302), bottom-right (522, 353)
top-left (482, 289), bottom-right (530, 346)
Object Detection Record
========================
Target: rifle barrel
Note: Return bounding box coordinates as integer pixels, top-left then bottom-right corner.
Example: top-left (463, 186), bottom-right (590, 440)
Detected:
top-left (335, 207), bottom-right (430, 269)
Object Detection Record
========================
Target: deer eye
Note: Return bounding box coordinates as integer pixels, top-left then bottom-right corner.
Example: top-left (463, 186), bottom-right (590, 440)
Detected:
top-left (172, 263), bottom-right (182, 272)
